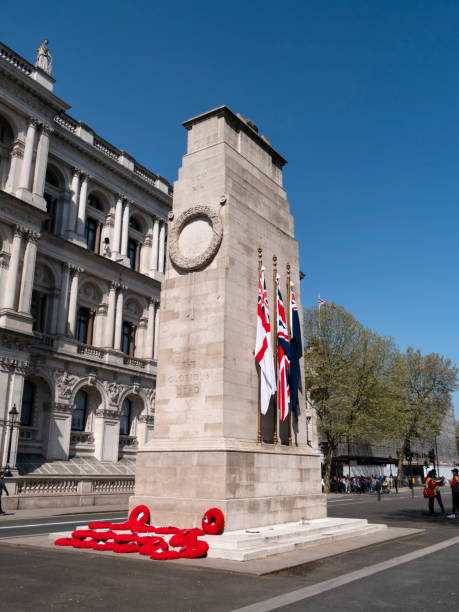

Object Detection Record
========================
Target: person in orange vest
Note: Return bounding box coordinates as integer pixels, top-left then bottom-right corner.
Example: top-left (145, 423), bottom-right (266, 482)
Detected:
top-left (447, 468), bottom-right (459, 519)
top-left (424, 470), bottom-right (446, 516)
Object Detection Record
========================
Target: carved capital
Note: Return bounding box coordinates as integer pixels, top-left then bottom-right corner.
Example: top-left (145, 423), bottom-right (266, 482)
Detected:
top-left (138, 414), bottom-right (155, 424)
top-left (110, 281), bottom-right (120, 292)
top-left (26, 231), bottom-right (41, 244)
top-left (95, 408), bottom-right (120, 419)
top-left (41, 124), bottom-right (53, 137)
top-left (69, 265), bottom-right (84, 277)
top-left (72, 167), bottom-right (82, 178)
top-left (28, 117), bottom-right (40, 129)
top-left (51, 402), bottom-right (74, 415)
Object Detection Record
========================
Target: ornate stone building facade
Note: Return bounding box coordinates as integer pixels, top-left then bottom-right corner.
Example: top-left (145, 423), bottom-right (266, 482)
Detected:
top-left (0, 41), bottom-right (171, 490)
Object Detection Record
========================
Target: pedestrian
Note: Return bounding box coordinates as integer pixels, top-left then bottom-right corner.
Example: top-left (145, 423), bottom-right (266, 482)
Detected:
top-left (447, 468), bottom-right (459, 519)
top-left (0, 471), bottom-right (9, 514)
top-left (394, 474), bottom-right (398, 494)
top-left (424, 470), bottom-right (446, 516)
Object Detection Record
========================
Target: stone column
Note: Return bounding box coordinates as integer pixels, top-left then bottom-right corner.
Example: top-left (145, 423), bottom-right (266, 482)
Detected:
top-left (145, 298), bottom-right (156, 359)
top-left (104, 281), bottom-right (118, 348)
top-left (17, 118), bottom-right (38, 194)
top-left (153, 301), bottom-right (160, 360)
top-left (3, 226), bottom-right (24, 310)
top-left (150, 217), bottom-right (160, 272)
top-left (76, 173), bottom-right (89, 238)
top-left (56, 263), bottom-right (71, 335)
top-left (66, 168), bottom-right (80, 236)
top-left (44, 404), bottom-right (73, 461)
top-left (158, 221), bottom-right (166, 274)
top-left (113, 285), bottom-right (126, 351)
top-left (32, 124), bottom-right (53, 197)
top-left (18, 231), bottom-right (40, 313)
top-left (120, 200), bottom-right (130, 257)
top-left (112, 195), bottom-right (124, 257)
top-left (5, 142), bottom-right (23, 193)
top-left (67, 266), bottom-right (83, 337)
top-left (94, 409), bottom-right (120, 462)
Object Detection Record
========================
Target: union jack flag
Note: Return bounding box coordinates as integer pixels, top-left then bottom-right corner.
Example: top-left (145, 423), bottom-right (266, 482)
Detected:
top-left (318, 296), bottom-right (336, 309)
top-left (276, 275), bottom-right (290, 422)
top-left (255, 267), bottom-right (276, 414)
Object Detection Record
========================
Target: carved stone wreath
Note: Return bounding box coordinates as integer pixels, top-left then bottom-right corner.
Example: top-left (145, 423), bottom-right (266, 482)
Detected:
top-left (168, 205), bottom-right (223, 272)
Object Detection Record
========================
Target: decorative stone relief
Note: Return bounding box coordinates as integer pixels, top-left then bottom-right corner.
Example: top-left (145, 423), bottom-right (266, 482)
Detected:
top-left (55, 372), bottom-right (79, 399)
top-left (168, 205), bottom-right (223, 272)
top-left (144, 387), bottom-right (156, 408)
top-left (103, 381), bottom-right (125, 405)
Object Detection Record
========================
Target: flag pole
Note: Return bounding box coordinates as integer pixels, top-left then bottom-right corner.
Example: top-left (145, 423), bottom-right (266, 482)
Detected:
top-left (272, 255), bottom-right (278, 445)
top-left (257, 247), bottom-right (263, 444)
top-left (286, 263), bottom-right (292, 446)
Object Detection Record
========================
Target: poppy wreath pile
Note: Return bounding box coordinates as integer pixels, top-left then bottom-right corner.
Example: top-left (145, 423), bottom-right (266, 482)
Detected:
top-left (54, 505), bottom-right (225, 560)
top-left (202, 507), bottom-right (225, 535)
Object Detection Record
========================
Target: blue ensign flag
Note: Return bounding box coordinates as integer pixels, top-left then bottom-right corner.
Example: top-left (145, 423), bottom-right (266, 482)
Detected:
top-left (289, 284), bottom-right (303, 423)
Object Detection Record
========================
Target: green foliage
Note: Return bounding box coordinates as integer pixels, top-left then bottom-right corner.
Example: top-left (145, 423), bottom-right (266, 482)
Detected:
top-left (304, 305), bottom-right (398, 490)
top-left (304, 305), bottom-right (458, 491)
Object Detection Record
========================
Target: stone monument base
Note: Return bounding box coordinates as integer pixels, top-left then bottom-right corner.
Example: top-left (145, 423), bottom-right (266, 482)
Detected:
top-left (130, 441), bottom-right (327, 531)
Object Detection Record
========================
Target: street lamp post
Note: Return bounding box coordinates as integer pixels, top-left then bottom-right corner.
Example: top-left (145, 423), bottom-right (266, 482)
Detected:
top-left (4, 404), bottom-right (19, 477)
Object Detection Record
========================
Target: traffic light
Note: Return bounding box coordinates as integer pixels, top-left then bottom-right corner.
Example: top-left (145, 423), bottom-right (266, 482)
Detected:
top-left (405, 441), bottom-right (412, 462)
top-left (428, 449), bottom-right (435, 464)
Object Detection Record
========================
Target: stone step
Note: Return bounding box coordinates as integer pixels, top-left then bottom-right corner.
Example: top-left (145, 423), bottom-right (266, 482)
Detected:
top-left (205, 523), bottom-right (387, 561)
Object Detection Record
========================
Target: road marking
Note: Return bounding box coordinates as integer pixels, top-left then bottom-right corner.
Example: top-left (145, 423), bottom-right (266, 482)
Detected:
top-left (231, 535), bottom-right (459, 612)
top-left (0, 517), bottom-right (125, 531)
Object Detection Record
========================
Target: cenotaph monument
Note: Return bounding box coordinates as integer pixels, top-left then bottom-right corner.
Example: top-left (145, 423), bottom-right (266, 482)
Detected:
top-left (131, 106), bottom-right (326, 530)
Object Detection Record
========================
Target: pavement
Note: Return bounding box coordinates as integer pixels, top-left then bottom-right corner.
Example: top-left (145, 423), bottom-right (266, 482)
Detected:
top-left (0, 491), bottom-right (457, 611)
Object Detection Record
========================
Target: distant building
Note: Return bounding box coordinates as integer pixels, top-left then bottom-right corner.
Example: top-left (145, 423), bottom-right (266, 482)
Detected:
top-left (0, 40), bottom-right (172, 504)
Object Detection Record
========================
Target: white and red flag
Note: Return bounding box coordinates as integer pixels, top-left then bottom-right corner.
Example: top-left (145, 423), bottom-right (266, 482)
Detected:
top-left (276, 275), bottom-right (290, 422)
top-left (318, 296), bottom-right (336, 309)
top-left (255, 266), bottom-right (276, 414)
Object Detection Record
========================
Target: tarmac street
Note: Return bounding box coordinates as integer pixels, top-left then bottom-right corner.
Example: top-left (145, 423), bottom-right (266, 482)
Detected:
top-left (0, 491), bottom-right (457, 611)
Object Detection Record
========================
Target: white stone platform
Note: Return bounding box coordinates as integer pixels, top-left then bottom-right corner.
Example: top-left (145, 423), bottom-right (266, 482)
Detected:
top-left (52, 516), bottom-right (387, 563)
top-left (201, 517), bottom-right (387, 561)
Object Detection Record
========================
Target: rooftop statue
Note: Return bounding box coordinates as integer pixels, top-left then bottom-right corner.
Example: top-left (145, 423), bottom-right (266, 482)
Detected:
top-left (35, 39), bottom-right (52, 74)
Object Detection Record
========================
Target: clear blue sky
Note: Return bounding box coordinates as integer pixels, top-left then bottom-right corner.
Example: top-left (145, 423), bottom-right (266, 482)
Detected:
top-left (4, 1), bottom-right (459, 416)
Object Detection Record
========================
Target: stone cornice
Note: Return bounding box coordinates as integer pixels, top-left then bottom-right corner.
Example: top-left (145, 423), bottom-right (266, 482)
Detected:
top-left (0, 55), bottom-right (69, 115)
top-left (52, 126), bottom-right (173, 207)
top-left (0, 190), bottom-right (47, 226)
top-left (182, 105), bottom-right (287, 168)
top-left (37, 231), bottom-right (163, 293)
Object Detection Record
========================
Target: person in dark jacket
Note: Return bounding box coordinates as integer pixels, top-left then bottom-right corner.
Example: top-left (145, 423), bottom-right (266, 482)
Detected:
top-left (0, 472), bottom-right (9, 514)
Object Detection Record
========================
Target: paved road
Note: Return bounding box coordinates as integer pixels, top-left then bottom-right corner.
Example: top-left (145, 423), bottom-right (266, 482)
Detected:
top-left (0, 493), bottom-right (457, 611)
top-left (0, 511), bottom-right (127, 538)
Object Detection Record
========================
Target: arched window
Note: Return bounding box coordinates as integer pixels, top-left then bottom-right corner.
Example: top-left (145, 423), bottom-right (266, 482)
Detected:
top-left (120, 398), bottom-right (132, 436)
top-left (31, 291), bottom-right (47, 332)
top-left (127, 238), bottom-right (140, 271)
top-left (129, 217), bottom-right (141, 231)
top-left (45, 168), bottom-right (59, 187)
top-left (122, 321), bottom-right (136, 356)
top-left (85, 217), bottom-right (101, 253)
top-left (76, 307), bottom-right (94, 344)
top-left (72, 390), bottom-right (88, 431)
top-left (88, 194), bottom-right (104, 211)
top-left (20, 381), bottom-right (35, 426)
